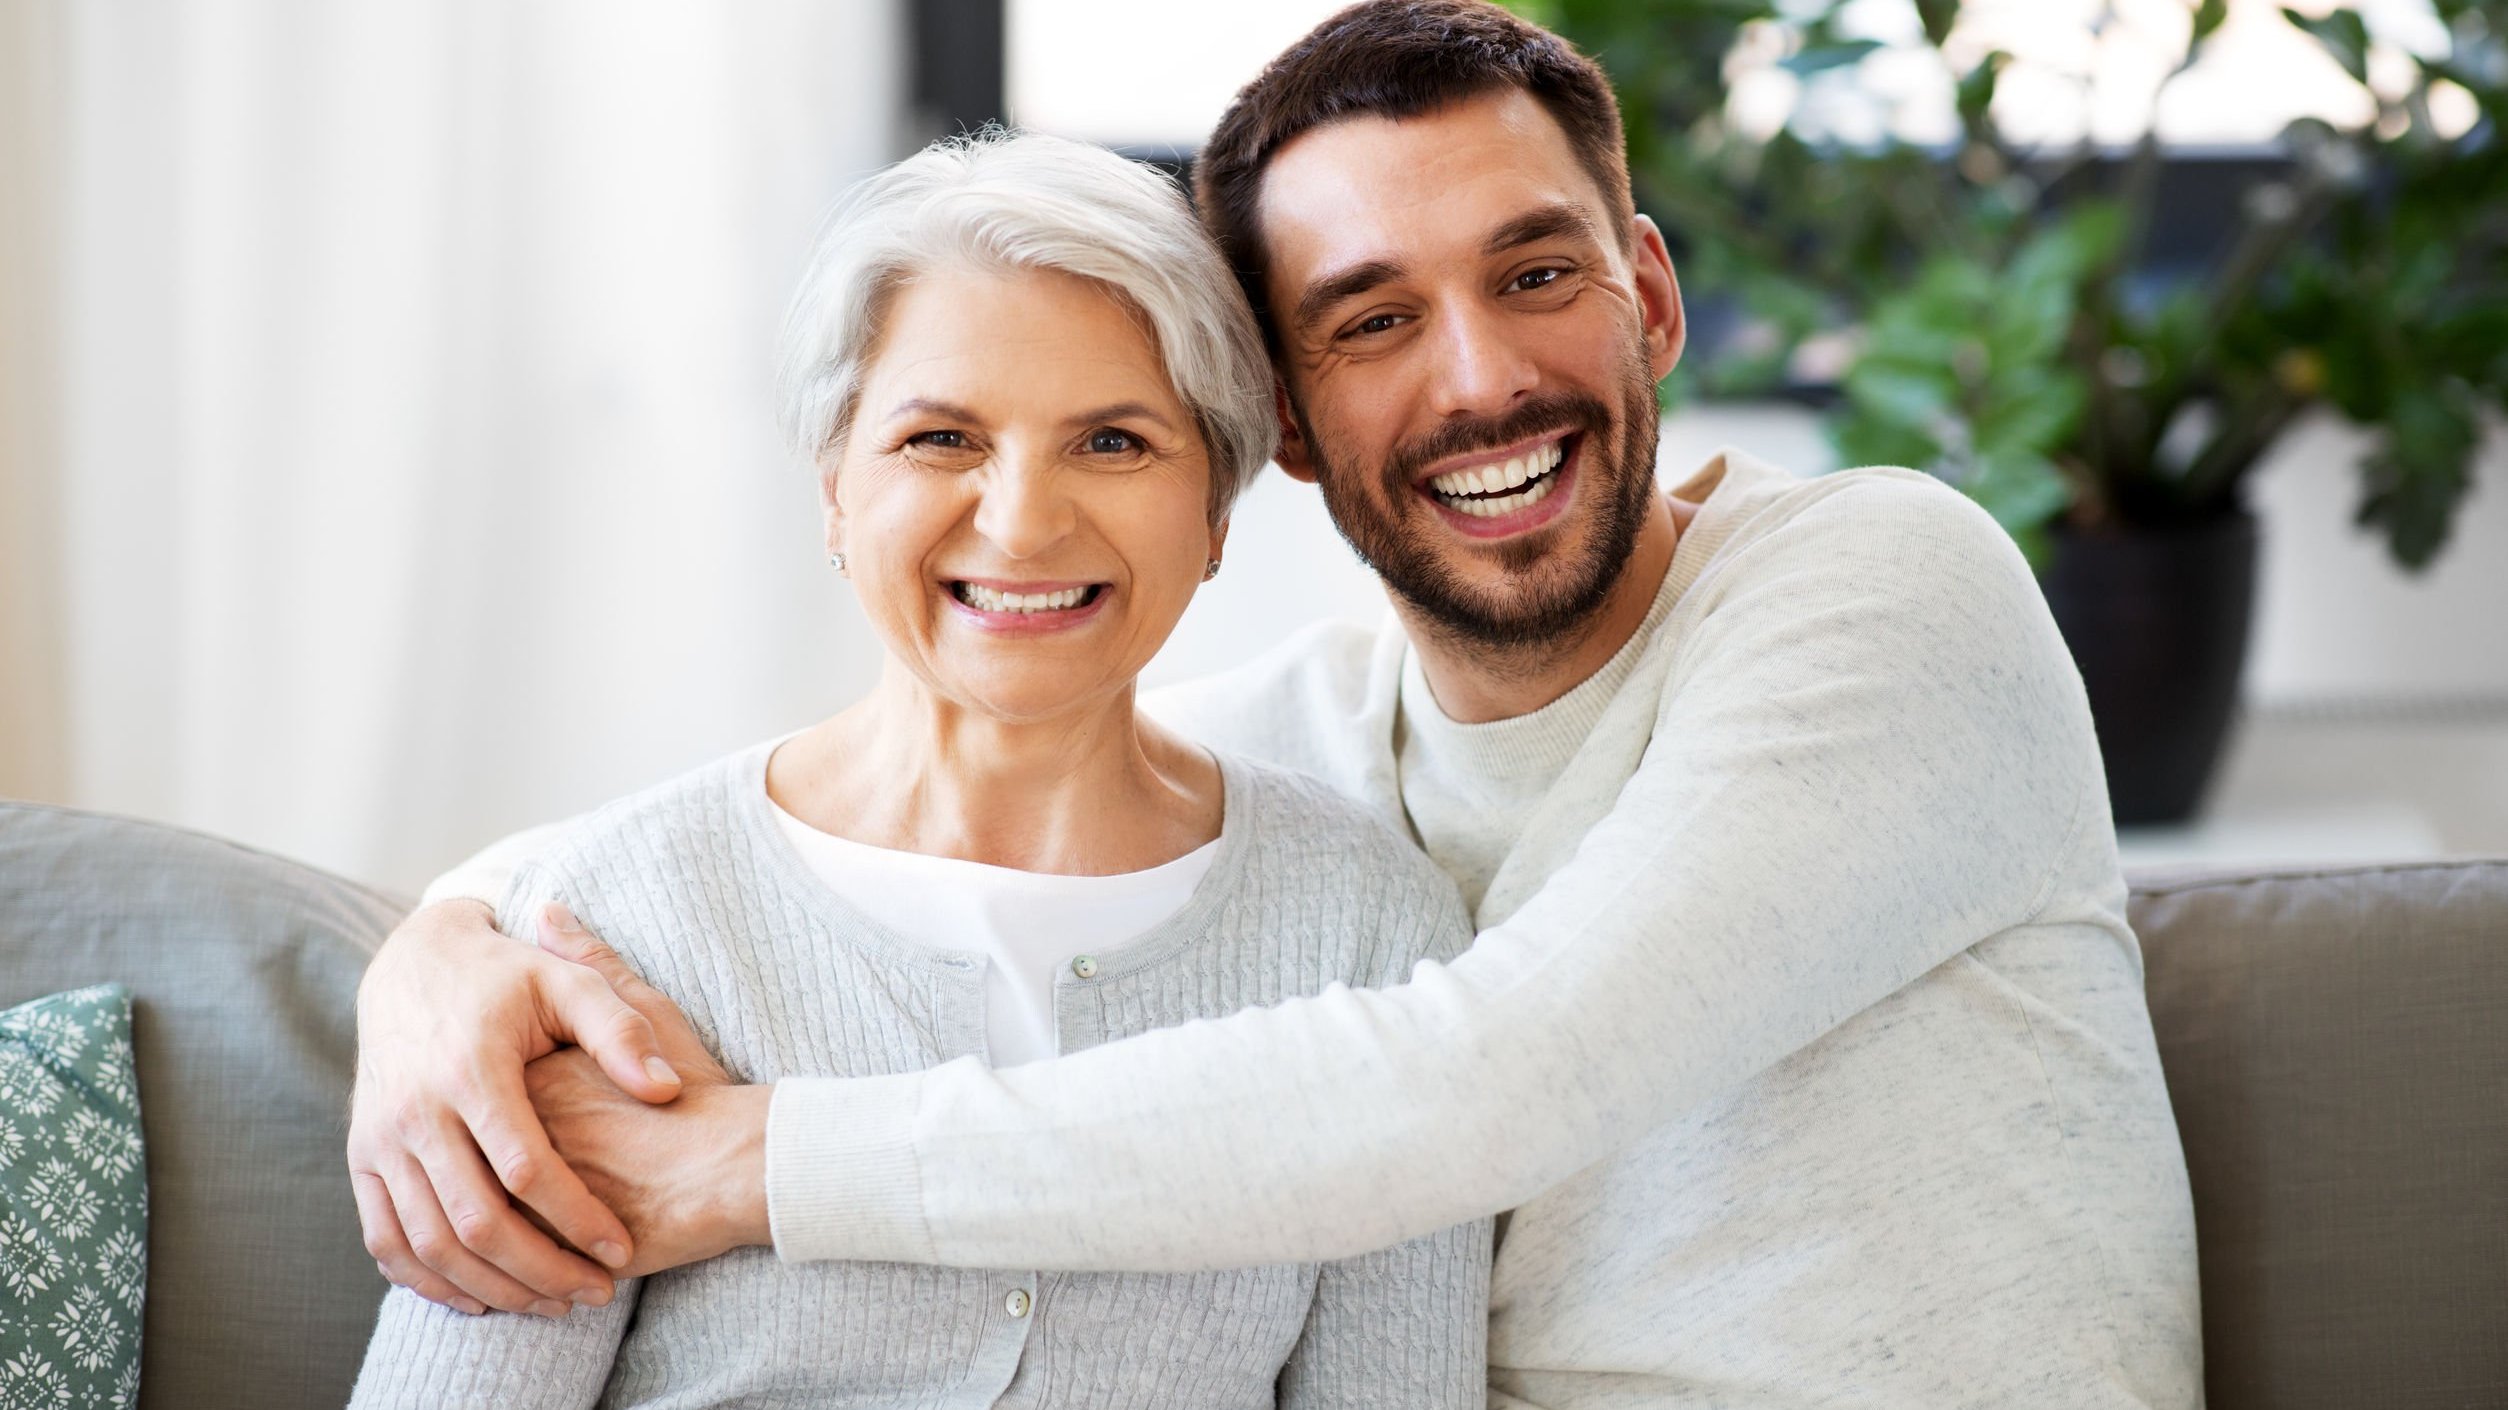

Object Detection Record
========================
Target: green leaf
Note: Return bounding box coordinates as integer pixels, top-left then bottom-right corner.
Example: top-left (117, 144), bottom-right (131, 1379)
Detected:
top-left (1915, 0), bottom-right (1958, 47)
top-left (2282, 6), bottom-right (2371, 84)
top-left (1830, 408), bottom-right (1943, 472)
top-left (1844, 363), bottom-right (1956, 429)
top-left (2354, 383), bottom-right (2479, 569)
top-left (1990, 215), bottom-right (2113, 368)
top-left (1975, 369), bottom-right (2088, 457)
top-left (1781, 38), bottom-right (1883, 77)
top-left (2192, 0), bottom-right (2231, 44)
top-left (1956, 51), bottom-right (2009, 138)
top-left (2042, 201), bottom-right (2129, 277)
top-left (2317, 319), bottom-right (2391, 421)
top-left (1966, 448), bottom-right (2076, 537)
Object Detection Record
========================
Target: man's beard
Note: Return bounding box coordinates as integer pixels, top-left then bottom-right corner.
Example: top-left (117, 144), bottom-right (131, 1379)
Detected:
top-left (1294, 349), bottom-right (1661, 652)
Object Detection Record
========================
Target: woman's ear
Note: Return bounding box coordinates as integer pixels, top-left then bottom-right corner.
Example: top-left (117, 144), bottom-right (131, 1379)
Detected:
top-left (818, 455), bottom-right (846, 555)
top-left (1270, 379), bottom-right (1318, 485)
top-left (1206, 515), bottom-right (1231, 571)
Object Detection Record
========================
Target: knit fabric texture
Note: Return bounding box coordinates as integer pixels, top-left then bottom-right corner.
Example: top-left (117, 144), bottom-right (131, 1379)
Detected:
top-left (349, 746), bottom-right (1490, 1409)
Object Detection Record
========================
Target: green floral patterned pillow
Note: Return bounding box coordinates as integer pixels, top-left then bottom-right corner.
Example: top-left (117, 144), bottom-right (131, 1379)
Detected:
top-left (0, 984), bottom-right (146, 1409)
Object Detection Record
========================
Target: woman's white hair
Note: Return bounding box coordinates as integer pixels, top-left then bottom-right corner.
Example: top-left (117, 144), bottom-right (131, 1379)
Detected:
top-left (777, 128), bottom-right (1276, 524)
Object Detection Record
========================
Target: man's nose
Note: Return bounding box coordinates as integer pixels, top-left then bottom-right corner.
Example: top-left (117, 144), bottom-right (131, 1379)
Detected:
top-left (972, 456), bottom-right (1076, 559)
top-left (1426, 300), bottom-right (1540, 420)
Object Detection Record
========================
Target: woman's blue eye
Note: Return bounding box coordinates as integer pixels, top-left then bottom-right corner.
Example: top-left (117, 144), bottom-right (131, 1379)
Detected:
top-left (1087, 429), bottom-right (1140, 454)
top-left (911, 430), bottom-right (965, 449)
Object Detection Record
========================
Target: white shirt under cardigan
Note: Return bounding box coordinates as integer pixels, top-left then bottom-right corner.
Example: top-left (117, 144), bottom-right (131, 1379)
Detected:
top-left (434, 452), bottom-right (2205, 1407)
top-left (768, 797), bottom-right (1219, 1067)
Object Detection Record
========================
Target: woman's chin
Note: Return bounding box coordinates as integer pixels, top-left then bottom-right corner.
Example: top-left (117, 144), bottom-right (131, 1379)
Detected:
top-left (929, 673), bottom-right (1132, 729)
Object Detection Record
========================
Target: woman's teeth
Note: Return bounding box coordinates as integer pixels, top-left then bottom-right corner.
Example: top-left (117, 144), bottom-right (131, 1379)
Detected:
top-left (955, 583), bottom-right (1092, 613)
top-left (1428, 439), bottom-right (1567, 518)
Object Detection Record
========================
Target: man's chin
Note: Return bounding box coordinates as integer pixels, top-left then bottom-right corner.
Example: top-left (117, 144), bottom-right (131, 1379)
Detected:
top-left (1404, 565), bottom-right (1626, 649)
top-left (1369, 515), bottom-right (1629, 649)
top-left (1384, 466), bottom-right (1647, 646)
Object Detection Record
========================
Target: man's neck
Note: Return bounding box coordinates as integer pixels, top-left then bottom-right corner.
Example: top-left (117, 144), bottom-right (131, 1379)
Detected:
top-left (1403, 493), bottom-right (1684, 724)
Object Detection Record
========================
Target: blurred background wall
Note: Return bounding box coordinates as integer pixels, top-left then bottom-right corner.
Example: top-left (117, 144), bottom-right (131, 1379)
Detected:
top-left (3, 0), bottom-right (2502, 892)
top-left (5, 1), bottom-right (905, 890)
top-left (2, 0), bottom-right (68, 810)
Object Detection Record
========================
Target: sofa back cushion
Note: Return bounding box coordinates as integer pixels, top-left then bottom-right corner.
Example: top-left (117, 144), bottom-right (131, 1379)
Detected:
top-left (2131, 860), bottom-right (2508, 1410)
top-left (0, 803), bottom-right (407, 1410)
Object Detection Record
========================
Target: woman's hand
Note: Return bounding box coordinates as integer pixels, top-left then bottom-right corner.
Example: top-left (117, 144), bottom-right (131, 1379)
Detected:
top-left (524, 1048), bottom-right (773, 1280)
top-left (346, 899), bottom-right (691, 1316)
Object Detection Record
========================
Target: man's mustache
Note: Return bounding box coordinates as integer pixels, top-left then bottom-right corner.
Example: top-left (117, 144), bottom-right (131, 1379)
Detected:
top-left (1382, 392), bottom-right (1613, 488)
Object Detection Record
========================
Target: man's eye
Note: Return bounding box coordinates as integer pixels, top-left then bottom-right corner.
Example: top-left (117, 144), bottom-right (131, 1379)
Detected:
top-left (1085, 429), bottom-right (1142, 455)
top-left (1349, 313), bottom-right (1402, 338)
top-left (1514, 268), bottom-right (1564, 292)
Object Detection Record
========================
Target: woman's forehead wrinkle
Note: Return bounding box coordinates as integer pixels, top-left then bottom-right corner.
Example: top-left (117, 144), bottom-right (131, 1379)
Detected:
top-left (872, 291), bottom-right (1178, 410)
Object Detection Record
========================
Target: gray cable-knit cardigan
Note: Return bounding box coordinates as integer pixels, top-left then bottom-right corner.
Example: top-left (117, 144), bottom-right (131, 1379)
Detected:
top-left (348, 742), bottom-right (1491, 1409)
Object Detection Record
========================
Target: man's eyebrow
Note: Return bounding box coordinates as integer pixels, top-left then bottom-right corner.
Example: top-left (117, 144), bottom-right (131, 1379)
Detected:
top-left (1482, 202), bottom-right (1604, 257)
top-left (1291, 258), bottom-right (1408, 333)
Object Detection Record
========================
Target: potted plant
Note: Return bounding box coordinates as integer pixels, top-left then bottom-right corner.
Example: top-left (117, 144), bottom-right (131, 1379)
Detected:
top-left (1527, 0), bottom-right (2508, 822)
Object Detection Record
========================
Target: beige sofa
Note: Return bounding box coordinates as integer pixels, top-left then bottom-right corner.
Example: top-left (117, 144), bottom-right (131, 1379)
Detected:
top-left (1, 800), bottom-right (2500, 1408)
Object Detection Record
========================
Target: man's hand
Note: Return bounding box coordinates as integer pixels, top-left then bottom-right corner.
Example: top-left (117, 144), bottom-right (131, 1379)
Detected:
top-left (347, 898), bottom-right (689, 1316)
top-left (522, 911), bottom-right (771, 1279)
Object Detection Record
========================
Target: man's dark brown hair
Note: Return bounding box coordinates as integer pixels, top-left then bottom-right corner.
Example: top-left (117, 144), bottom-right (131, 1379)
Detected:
top-left (1193, 0), bottom-right (1635, 349)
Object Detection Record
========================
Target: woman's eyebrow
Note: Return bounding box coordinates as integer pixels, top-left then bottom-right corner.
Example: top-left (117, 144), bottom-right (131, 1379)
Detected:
top-left (885, 396), bottom-right (983, 423)
top-left (1481, 201), bottom-right (1602, 257)
top-left (1063, 401), bottom-right (1178, 432)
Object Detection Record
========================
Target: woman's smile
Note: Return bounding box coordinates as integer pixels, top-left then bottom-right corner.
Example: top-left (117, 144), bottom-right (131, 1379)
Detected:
top-left (944, 577), bottom-right (1115, 633)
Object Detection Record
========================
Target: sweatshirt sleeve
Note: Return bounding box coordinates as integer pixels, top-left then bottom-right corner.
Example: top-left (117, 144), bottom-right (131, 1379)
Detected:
top-left (767, 477), bottom-right (2100, 1271)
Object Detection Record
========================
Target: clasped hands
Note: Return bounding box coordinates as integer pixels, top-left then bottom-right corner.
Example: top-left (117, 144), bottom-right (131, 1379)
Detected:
top-left (347, 899), bottom-right (772, 1317)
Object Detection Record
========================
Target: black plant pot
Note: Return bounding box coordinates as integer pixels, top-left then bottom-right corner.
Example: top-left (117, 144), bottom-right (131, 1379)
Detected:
top-left (2038, 510), bottom-right (2259, 826)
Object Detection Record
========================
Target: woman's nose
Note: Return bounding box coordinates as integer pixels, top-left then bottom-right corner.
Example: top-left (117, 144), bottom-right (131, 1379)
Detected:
top-left (971, 459), bottom-right (1077, 559)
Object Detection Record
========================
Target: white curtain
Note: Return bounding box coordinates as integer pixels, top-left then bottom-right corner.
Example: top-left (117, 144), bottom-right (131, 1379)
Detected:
top-left (7, 1), bottom-right (906, 892)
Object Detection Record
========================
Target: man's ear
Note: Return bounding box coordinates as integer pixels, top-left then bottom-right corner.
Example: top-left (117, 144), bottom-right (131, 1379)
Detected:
top-left (1271, 378), bottom-right (1318, 485)
top-left (1631, 213), bottom-right (1686, 382)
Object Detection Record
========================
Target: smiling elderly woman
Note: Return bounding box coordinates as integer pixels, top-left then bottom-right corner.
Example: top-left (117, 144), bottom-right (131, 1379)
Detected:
top-left (346, 131), bottom-right (1490, 1408)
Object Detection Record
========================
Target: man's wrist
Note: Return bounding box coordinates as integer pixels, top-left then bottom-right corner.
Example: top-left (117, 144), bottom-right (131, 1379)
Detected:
top-left (697, 1083), bottom-right (774, 1253)
top-left (358, 899), bottom-right (495, 1018)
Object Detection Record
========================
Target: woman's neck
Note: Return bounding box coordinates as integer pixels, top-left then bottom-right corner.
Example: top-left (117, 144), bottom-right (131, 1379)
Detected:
top-left (767, 669), bottom-right (1223, 875)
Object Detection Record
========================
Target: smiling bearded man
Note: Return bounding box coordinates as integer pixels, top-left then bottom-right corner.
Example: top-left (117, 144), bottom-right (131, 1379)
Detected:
top-left (346, 3), bottom-right (2205, 1406)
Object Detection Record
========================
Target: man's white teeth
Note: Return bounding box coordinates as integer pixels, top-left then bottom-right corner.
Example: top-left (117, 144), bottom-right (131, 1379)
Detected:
top-left (1444, 471), bottom-right (1561, 518)
top-left (958, 584), bottom-right (1090, 613)
top-left (1428, 439), bottom-right (1564, 498)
